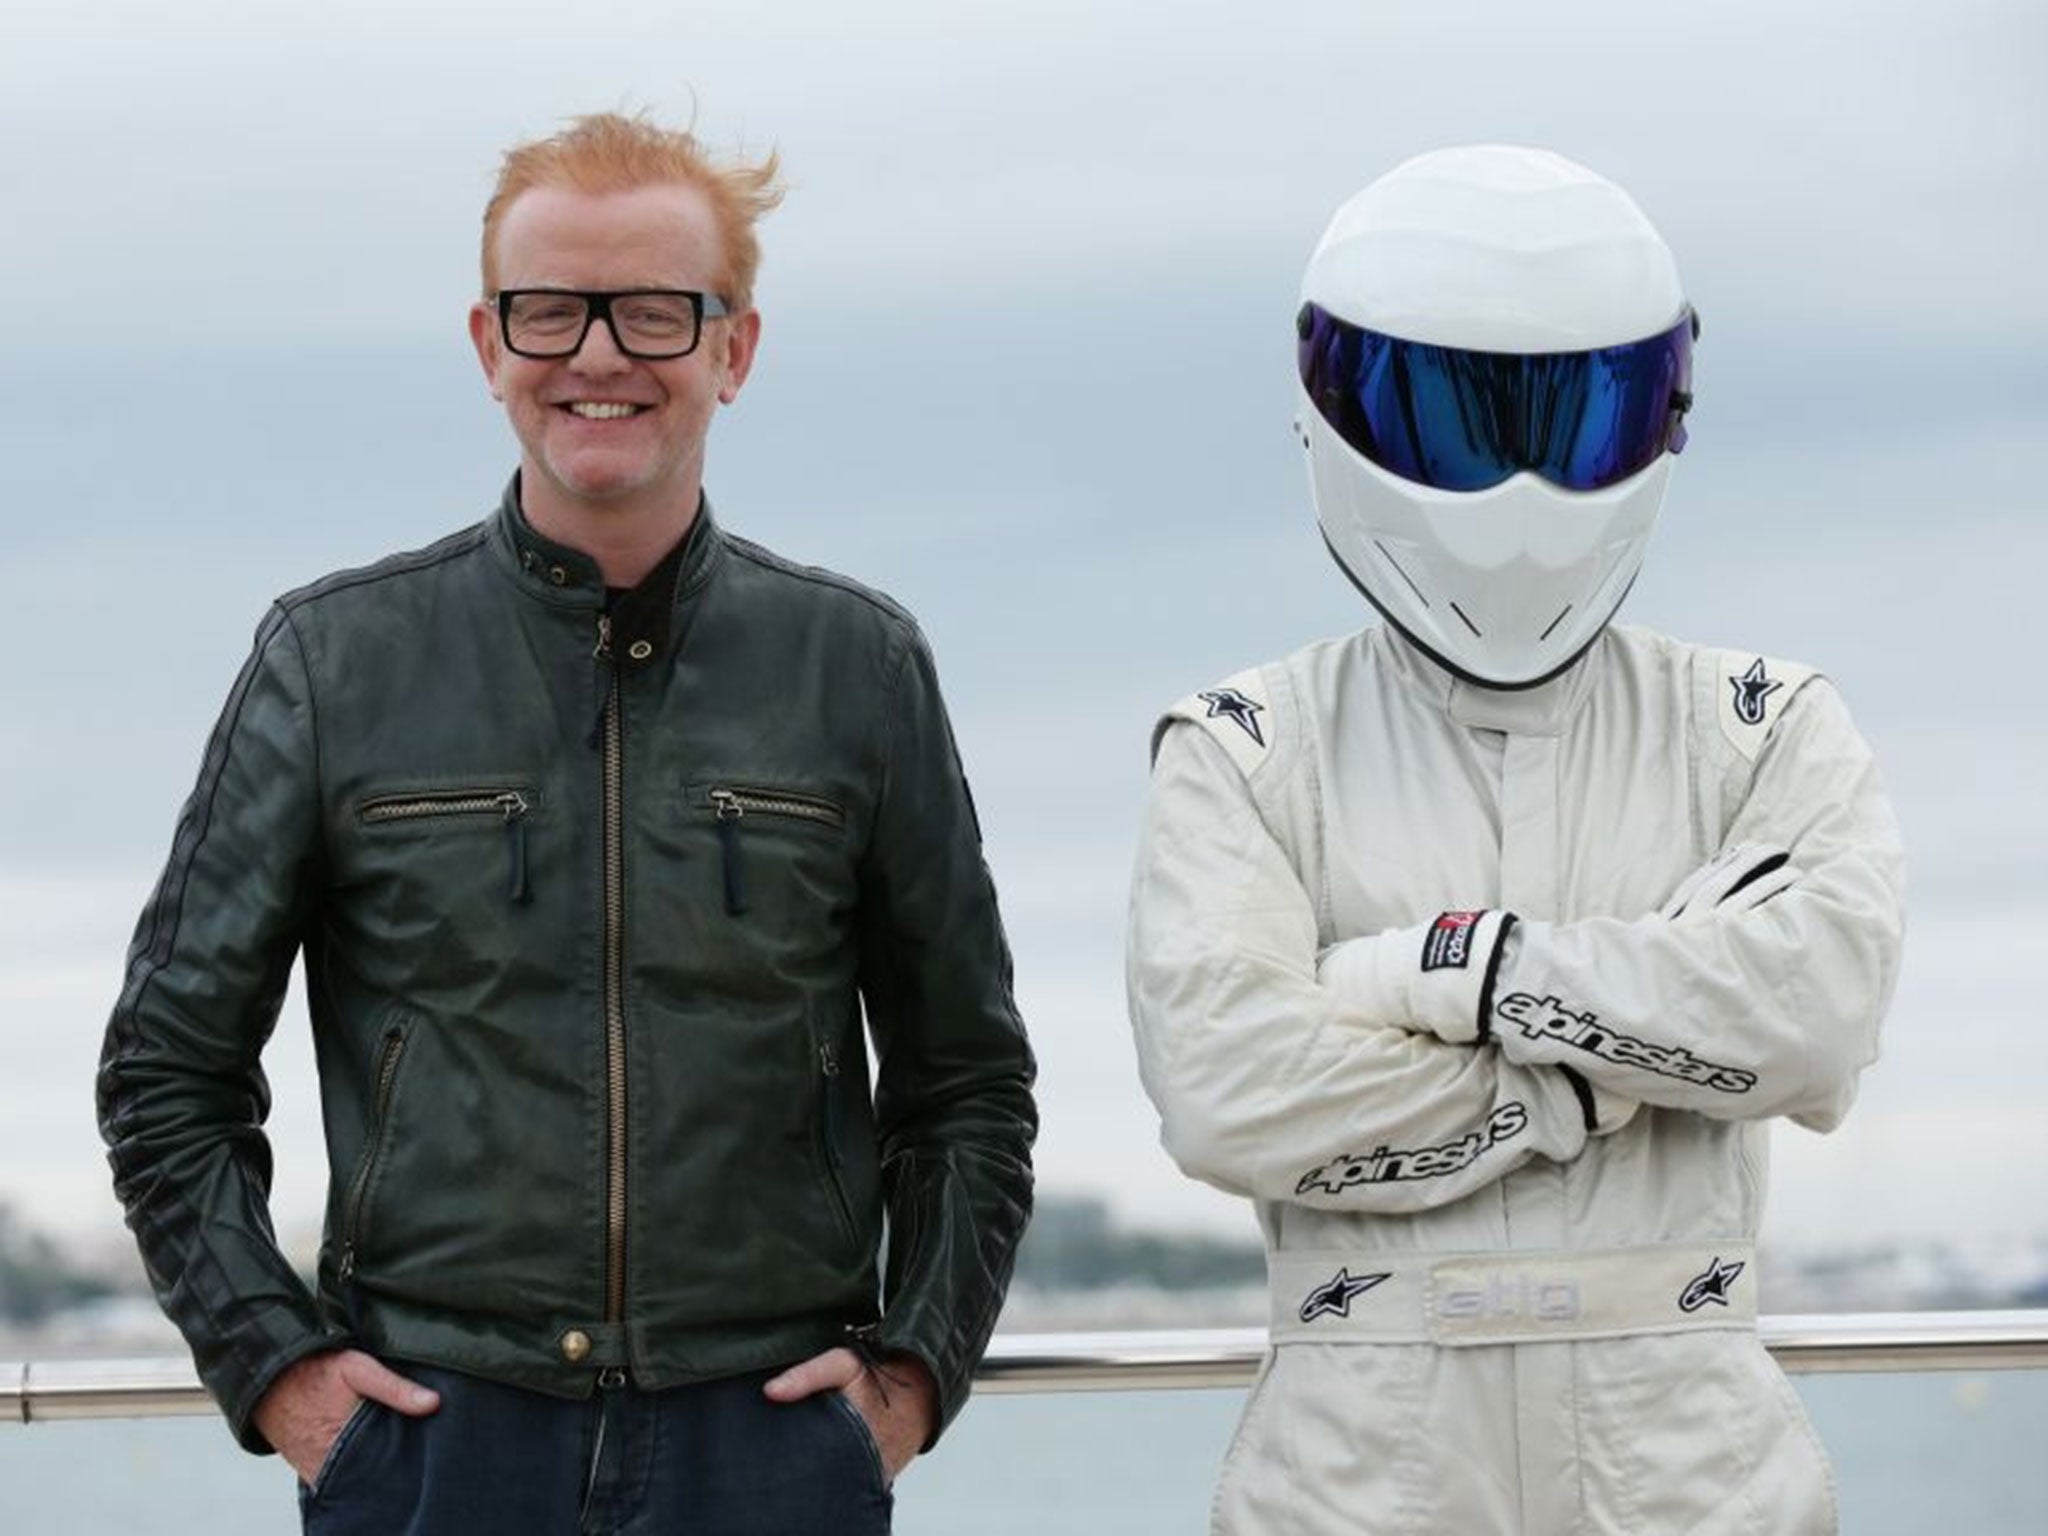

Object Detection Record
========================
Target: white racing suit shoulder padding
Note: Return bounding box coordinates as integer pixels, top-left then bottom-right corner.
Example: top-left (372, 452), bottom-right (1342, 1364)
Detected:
top-left (1128, 623), bottom-right (1904, 1536)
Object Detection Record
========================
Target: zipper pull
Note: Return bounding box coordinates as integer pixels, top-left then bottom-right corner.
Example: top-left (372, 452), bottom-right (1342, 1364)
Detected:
top-left (588, 615), bottom-right (617, 750)
top-left (711, 789), bottom-right (748, 916)
top-left (819, 1037), bottom-right (843, 1167)
top-left (339, 1245), bottom-right (357, 1282)
top-left (498, 791), bottom-right (531, 904)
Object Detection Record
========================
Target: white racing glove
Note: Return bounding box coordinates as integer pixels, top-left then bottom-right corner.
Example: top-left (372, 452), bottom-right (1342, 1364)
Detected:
top-left (1317, 912), bottom-right (1640, 1138)
top-left (1318, 848), bottom-right (1800, 1042)
top-left (1659, 842), bottom-right (1801, 923)
top-left (1320, 854), bottom-right (1794, 1137)
top-left (1315, 910), bottom-right (1516, 1046)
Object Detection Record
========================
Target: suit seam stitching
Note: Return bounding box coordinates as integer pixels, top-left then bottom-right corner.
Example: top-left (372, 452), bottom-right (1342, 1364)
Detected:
top-left (276, 606), bottom-right (329, 878)
top-left (115, 605), bottom-right (290, 1068)
top-left (874, 630), bottom-right (916, 807)
top-left (276, 526), bottom-right (486, 615)
top-left (722, 536), bottom-right (918, 627)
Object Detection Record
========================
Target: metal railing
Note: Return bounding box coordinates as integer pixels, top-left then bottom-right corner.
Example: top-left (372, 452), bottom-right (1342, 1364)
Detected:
top-left (8, 1311), bottom-right (2047, 1424)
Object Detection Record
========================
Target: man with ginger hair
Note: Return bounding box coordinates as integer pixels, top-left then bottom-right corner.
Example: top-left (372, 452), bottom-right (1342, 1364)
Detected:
top-left (99, 111), bottom-right (1037, 1533)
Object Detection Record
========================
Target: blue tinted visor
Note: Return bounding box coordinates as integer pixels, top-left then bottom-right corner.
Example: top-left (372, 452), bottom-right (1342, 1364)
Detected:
top-left (1298, 303), bottom-right (1696, 493)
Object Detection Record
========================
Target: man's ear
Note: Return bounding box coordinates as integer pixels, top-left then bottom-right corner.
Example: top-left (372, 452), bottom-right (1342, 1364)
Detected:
top-left (718, 308), bottom-right (763, 405)
top-left (468, 302), bottom-right (504, 401)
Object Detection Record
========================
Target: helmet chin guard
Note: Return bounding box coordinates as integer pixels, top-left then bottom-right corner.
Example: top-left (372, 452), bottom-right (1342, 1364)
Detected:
top-left (1302, 389), bottom-right (1671, 688)
top-left (1299, 146), bottom-right (1689, 689)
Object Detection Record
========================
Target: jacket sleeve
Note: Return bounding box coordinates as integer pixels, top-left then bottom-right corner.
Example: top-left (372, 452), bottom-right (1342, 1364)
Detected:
top-left (96, 605), bottom-right (349, 1453)
top-left (1480, 677), bottom-right (1905, 1128)
top-left (1128, 720), bottom-right (1612, 1215)
top-left (857, 625), bottom-right (1037, 1443)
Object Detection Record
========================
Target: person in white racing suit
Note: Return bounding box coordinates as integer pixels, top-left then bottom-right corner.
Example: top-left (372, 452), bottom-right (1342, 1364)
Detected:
top-left (1127, 146), bottom-right (1905, 1535)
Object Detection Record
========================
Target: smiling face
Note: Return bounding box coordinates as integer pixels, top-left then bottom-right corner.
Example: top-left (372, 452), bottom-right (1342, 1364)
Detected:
top-left (469, 180), bottom-right (759, 541)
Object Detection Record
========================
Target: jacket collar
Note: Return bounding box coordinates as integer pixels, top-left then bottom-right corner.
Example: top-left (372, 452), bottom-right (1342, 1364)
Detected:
top-left (1381, 622), bottom-right (1603, 737)
top-left (487, 474), bottom-right (727, 665)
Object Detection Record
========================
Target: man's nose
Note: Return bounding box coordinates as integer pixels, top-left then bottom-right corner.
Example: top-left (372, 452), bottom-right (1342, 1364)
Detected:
top-left (568, 313), bottom-right (633, 372)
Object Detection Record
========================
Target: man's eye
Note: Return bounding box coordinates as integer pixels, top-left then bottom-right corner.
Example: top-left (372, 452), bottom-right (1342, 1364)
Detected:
top-left (619, 301), bottom-right (691, 334)
top-left (517, 301), bottom-right (584, 329)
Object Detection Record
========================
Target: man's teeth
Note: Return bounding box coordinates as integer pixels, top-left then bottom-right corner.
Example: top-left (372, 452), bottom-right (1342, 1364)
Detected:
top-left (566, 402), bottom-right (644, 419)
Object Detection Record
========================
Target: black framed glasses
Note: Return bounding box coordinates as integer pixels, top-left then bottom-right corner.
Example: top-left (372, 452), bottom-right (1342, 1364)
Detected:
top-left (494, 288), bottom-right (732, 360)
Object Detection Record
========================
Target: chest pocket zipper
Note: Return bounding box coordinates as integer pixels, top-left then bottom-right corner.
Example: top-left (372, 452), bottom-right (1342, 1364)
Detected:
top-left (338, 1020), bottom-right (411, 1282)
top-left (359, 788), bottom-right (533, 903)
top-left (706, 786), bottom-right (847, 917)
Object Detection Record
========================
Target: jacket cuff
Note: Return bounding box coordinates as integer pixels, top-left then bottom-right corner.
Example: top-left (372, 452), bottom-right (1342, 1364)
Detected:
top-left (873, 1302), bottom-right (974, 1447)
top-left (850, 1326), bottom-right (947, 1455)
top-left (874, 1149), bottom-right (1032, 1447)
top-left (222, 1320), bottom-right (355, 1455)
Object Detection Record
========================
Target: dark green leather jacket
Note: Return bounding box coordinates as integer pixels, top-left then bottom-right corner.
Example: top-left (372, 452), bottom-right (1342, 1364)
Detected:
top-left (98, 486), bottom-right (1037, 1452)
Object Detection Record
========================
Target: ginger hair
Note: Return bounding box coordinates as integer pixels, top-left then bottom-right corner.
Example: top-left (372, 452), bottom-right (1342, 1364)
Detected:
top-left (481, 111), bottom-right (784, 310)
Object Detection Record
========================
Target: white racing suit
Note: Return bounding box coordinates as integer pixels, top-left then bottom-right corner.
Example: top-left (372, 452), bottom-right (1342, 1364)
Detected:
top-left (1128, 623), bottom-right (1904, 1535)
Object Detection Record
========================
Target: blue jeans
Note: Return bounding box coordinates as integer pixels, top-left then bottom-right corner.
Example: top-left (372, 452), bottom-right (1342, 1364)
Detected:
top-left (298, 1364), bottom-right (893, 1535)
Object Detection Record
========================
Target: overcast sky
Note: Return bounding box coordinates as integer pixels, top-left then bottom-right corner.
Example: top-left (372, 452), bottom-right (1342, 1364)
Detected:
top-left (2, 0), bottom-right (2044, 1266)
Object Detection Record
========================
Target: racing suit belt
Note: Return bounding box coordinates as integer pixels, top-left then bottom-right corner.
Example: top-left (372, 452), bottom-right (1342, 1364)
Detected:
top-left (1271, 1243), bottom-right (1757, 1346)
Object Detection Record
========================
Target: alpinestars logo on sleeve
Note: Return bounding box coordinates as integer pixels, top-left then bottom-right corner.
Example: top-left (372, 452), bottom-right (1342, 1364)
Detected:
top-left (1496, 992), bottom-right (1759, 1095)
top-left (1198, 687), bottom-right (1267, 747)
top-left (1296, 1103), bottom-right (1529, 1195)
top-left (1729, 658), bottom-right (1782, 727)
top-left (1679, 1255), bottom-right (1746, 1312)
top-left (1299, 1266), bottom-right (1391, 1323)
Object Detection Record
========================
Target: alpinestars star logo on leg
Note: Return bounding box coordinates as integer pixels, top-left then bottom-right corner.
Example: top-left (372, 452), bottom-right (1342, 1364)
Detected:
top-left (1679, 1256), bottom-right (1746, 1313)
top-left (1729, 658), bottom-right (1782, 727)
top-left (1495, 992), bottom-right (1759, 1095)
top-left (1300, 1267), bottom-right (1392, 1323)
top-left (1198, 687), bottom-right (1266, 747)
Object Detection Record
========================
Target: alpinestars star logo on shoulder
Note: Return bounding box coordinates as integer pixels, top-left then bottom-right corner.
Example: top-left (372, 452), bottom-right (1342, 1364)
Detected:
top-left (1199, 687), bottom-right (1266, 747)
top-left (1729, 658), bottom-right (1781, 726)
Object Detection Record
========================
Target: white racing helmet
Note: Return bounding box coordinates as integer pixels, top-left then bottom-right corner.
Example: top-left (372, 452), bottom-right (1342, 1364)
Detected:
top-left (1297, 146), bottom-right (1695, 688)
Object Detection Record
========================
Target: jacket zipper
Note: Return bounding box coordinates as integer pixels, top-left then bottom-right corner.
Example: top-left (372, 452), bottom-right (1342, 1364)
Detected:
top-left (338, 1023), bottom-right (410, 1282)
top-left (360, 788), bottom-right (532, 903)
top-left (708, 786), bottom-right (846, 827)
top-left (708, 786), bottom-right (848, 918)
top-left (816, 1036), bottom-right (859, 1248)
top-left (596, 615), bottom-right (629, 1324)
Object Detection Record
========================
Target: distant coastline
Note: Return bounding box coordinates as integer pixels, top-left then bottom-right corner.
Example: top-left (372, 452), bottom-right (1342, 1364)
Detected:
top-left (7, 1193), bottom-right (2043, 1358)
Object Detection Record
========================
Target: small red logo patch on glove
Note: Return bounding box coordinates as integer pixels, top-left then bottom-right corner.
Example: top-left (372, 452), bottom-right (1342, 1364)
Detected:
top-left (1421, 911), bottom-right (1483, 971)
